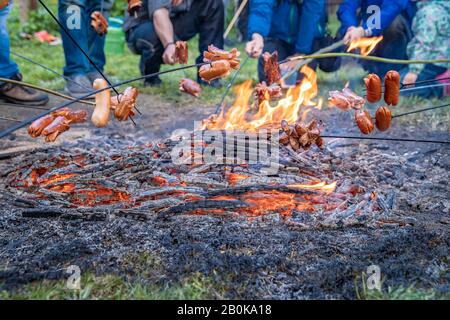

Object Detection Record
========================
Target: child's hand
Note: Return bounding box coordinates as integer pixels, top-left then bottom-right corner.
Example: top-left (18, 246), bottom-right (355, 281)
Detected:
top-left (245, 33), bottom-right (264, 58)
top-left (344, 27), bottom-right (365, 44)
top-left (403, 72), bottom-right (418, 86)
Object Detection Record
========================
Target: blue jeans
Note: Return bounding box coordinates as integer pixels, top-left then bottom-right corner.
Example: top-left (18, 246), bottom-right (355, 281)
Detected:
top-left (0, 3), bottom-right (19, 79)
top-left (58, 0), bottom-right (113, 77)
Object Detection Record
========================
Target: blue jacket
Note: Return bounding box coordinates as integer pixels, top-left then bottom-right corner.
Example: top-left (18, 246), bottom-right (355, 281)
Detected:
top-left (248, 0), bottom-right (326, 54)
top-left (338, 0), bottom-right (416, 36)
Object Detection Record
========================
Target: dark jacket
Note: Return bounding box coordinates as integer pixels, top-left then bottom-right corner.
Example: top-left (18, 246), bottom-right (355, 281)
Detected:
top-left (247, 0), bottom-right (326, 54)
top-left (337, 0), bottom-right (416, 36)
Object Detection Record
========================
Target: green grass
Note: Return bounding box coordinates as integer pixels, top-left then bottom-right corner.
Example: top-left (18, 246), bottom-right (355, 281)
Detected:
top-left (0, 252), bottom-right (225, 300)
top-left (0, 273), bottom-right (223, 300)
top-left (355, 273), bottom-right (449, 300)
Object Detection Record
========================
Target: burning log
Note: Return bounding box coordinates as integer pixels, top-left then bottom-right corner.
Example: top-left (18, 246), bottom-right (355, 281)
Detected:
top-left (364, 73), bottom-right (382, 103)
top-left (174, 41), bottom-right (188, 64)
top-left (279, 119), bottom-right (324, 151)
top-left (263, 51), bottom-right (281, 85)
top-left (384, 70), bottom-right (400, 106)
top-left (111, 87), bottom-right (138, 121)
top-left (254, 81), bottom-right (282, 105)
top-left (328, 85), bottom-right (365, 110)
top-left (203, 45), bottom-right (240, 70)
top-left (90, 11), bottom-right (108, 36)
top-left (179, 78), bottom-right (202, 97)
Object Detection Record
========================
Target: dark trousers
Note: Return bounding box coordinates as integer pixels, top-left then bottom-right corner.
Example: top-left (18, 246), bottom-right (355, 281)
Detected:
top-left (125, 0), bottom-right (224, 78)
top-left (360, 15), bottom-right (412, 78)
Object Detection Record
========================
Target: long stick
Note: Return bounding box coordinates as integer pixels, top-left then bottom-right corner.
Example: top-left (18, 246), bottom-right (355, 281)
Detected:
top-left (287, 52), bottom-right (450, 65)
top-left (215, 55), bottom-right (250, 114)
top-left (223, 0), bottom-right (249, 39)
top-left (321, 134), bottom-right (449, 145)
top-left (0, 62), bottom-right (207, 139)
top-left (0, 77), bottom-right (95, 106)
top-left (279, 40), bottom-right (345, 83)
top-left (10, 51), bottom-right (90, 91)
top-left (392, 102), bottom-right (450, 119)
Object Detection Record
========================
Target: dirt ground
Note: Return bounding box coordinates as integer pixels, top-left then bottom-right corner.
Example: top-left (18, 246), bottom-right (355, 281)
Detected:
top-left (0, 93), bottom-right (449, 299)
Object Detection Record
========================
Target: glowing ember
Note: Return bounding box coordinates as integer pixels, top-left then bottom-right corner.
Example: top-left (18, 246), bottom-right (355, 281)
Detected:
top-left (225, 172), bottom-right (249, 185)
top-left (40, 173), bottom-right (79, 186)
top-left (347, 36), bottom-right (383, 56)
top-left (202, 65), bottom-right (319, 130)
top-left (288, 181), bottom-right (337, 193)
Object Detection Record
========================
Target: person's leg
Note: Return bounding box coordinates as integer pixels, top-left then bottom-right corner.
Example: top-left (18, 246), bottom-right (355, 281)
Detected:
top-left (86, 0), bottom-right (113, 77)
top-left (58, 0), bottom-right (91, 77)
top-left (173, 0), bottom-right (224, 65)
top-left (0, 3), bottom-right (48, 105)
top-left (363, 15), bottom-right (412, 77)
top-left (0, 3), bottom-right (19, 80)
top-left (257, 38), bottom-right (290, 83)
top-left (125, 21), bottom-right (164, 83)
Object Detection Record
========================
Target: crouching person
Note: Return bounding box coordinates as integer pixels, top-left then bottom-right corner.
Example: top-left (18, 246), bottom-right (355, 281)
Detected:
top-left (400, 0), bottom-right (450, 99)
top-left (124, 0), bottom-right (224, 87)
top-left (245, 0), bottom-right (326, 83)
top-left (337, 0), bottom-right (416, 77)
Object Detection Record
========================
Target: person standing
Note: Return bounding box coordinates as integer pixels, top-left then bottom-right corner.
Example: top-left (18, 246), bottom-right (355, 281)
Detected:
top-left (0, 1), bottom-right (49, 105)
top-left (123, 0), bottom-right (224, 87)
top-left (58, 0), bottom-right (114, 97)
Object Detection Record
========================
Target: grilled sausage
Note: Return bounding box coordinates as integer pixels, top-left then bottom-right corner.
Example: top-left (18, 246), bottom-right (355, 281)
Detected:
top-left (355, 109), bottom-right (374, 134)
top-left (90, 11), bottom-right (108, 36)
top-left (111, 87), bottom-right (138, 121)
top-left (199, 60), bottom-right (231, 82)
top-left (179, 78), bottom-right (202, 97)
top-left (42, 116), bottom-right (71, 142)
top-left (384, 70), bottom-right (400, 106)
top-left (375, 106), bottom-right (392, 132)
top-left (364, 73), bottom-right (382, 103)
top-left (91, 79), bottom-right (111, 127)
top-left (174, 41), bottom-right (188, 64)
top-left (28, 114), bottom-right (55, 138)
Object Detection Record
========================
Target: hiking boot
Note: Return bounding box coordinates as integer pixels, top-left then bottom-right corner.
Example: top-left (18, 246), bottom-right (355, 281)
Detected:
top-left (144, 76), bottom-right (162, 87)
top-left (64, 74), bottom-right (95, 99)
top-left (0, 73), bottom-right (49, 106)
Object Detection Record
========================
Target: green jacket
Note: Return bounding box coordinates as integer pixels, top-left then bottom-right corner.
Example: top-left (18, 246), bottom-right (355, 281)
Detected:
top-left (407, 0), bottom-right (450, 74)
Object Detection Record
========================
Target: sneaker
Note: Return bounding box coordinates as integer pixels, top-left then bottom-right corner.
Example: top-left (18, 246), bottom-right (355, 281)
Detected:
top-left (0, 73), bottom-right (49, 106)
top-left (144, 77), bottom-right (162, 87)
top-left (86, 71), bottom-right (111, 84)
top-left (198, 78), bottom-right (223, 88)
top-left (64, 74), bottom-right (95, 99)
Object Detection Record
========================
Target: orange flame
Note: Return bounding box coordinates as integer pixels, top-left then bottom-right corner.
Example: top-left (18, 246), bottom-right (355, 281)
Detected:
top-left (203, 65), bottom-right (319, 130)
top-left (347, 36), bottom-right (383, 56)
top-left (40, 173), bottom-right (78, 186)
top-left (288, 181), bottom-right (337, 193)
